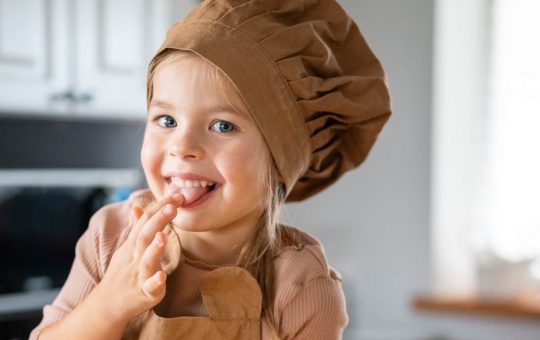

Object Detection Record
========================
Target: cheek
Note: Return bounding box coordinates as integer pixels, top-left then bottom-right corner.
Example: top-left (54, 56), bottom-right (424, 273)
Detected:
top-left (224, 146), bottom-right (258, 177)
top-left (140, 138), bottom-right (161, 172)
top-left (219, 143), bottom-right (267, 194)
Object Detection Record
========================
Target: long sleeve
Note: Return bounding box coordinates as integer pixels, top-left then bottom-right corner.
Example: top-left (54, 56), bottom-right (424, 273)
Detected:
top-left (278, 275), bottom-right (348, 339)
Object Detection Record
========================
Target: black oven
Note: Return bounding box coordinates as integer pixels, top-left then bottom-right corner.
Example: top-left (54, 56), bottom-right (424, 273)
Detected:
top-left (0, 187), bottom-right (109, 295)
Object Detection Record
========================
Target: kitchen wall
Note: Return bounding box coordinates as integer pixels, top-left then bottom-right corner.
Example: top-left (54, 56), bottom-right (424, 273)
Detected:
top-left (281, 1), bottom-right (540, 339)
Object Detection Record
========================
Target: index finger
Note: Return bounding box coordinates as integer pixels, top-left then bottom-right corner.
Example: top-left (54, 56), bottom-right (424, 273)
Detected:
top-left (125, 193), bottom-right (184, 250)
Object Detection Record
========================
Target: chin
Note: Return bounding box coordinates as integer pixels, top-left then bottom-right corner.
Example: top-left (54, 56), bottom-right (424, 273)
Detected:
top-left (171, 215), bottom-right (213, 233)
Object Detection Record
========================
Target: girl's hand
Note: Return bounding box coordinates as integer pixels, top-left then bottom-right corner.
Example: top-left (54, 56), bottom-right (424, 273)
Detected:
top-left (94, 193), bottom-right (185, 323)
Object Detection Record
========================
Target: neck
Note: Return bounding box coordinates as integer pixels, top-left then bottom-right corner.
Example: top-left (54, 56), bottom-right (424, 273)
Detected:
top-left (175, 216), bottom-right (261, 267)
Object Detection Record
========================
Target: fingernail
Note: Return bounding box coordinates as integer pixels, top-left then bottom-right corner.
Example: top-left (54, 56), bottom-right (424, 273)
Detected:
top-left (154, 272), bottom-right (163, 285)
top-left (153, 234), bottom-right (163, 247)
top-left (172, 193), bottom-right (183, 202)
top-left (163, 204), bottom-right (174, 216)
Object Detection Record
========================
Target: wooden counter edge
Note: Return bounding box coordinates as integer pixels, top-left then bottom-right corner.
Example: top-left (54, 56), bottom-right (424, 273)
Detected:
top-left (412, 295), bottom-right (540, 321)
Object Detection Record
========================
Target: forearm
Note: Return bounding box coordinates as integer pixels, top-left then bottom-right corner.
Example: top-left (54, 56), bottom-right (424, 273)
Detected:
top-left (37, 284), bottom-right (130, 340)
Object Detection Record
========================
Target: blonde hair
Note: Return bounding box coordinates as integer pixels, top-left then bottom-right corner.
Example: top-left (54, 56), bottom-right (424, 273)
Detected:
top-left (147, 49), bottom-right (291, 339)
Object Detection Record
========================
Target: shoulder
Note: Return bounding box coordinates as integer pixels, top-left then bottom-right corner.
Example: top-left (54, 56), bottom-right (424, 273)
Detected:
top-left (272, 223), bottom-right (344, 306)
top-left (91, 187), bottom-right (155, 228)
top-left (85, 188), bottom-right (155, 276)
top-left (88, 188), bottom-right (153, 241)
top-left (274, 223), bottom-right (342, 282)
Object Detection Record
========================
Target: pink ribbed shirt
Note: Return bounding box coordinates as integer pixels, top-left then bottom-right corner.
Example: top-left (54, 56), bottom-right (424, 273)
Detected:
top-left (29, 189), bottom-right (348, 339)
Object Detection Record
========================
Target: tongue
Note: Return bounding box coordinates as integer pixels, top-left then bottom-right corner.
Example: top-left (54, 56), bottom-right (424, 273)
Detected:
top-left (168, 184), bottom-right (210, 206)
top-left (182, 187), bottom-right (211, 205)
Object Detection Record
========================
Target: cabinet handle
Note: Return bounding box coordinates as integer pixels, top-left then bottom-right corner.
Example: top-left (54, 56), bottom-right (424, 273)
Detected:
top-left (74, 92), bottom-right (94, 103)
top-left (49, 91), bottom-right (94, 103)
top-left (49, 90), bottom-right (75, 102)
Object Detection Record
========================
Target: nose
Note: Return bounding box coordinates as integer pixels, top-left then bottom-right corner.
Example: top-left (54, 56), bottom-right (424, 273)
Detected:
top-left (167, 128), bottom-right (205, 160)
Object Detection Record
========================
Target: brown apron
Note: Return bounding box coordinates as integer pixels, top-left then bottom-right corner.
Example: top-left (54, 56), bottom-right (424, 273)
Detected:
top-left (136, 266), bottom-right (262, 340)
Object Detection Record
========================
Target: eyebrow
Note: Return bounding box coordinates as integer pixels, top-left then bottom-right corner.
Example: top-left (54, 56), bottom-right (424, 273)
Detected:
top-left (149, 99), bottom-right (251, 121)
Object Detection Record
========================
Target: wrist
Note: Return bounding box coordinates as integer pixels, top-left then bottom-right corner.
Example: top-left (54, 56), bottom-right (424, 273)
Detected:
top-left (92, 283), bottom-right (131, 325)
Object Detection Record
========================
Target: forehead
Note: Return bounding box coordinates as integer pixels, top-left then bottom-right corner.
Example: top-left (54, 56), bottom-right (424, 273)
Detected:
top-left (150, 58), bottom-right (252, 119)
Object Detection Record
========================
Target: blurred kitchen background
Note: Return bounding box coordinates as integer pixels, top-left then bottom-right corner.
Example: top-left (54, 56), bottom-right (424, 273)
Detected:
top-left (1, 0), bottom-right (540, 339)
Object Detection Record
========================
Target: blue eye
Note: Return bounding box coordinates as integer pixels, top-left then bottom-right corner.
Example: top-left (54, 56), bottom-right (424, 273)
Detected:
top-left (156, 115), bottom-right (176, 128)
top-left (211, 120), bottom-right (236, 133)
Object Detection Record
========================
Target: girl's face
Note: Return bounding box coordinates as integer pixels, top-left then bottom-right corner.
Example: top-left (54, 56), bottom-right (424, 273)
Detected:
top-left (141, 57), bottom-right (268, 234)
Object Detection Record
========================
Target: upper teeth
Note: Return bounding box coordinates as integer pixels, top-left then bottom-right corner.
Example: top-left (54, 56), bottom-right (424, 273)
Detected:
top-left (170, 177), bottom-right (215, 188)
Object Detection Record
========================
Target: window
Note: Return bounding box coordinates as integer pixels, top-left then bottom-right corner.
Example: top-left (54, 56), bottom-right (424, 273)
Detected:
top-left (475, 0), bottom-right (540, 265)
top-left (432, 0), bottom-right (540, 298)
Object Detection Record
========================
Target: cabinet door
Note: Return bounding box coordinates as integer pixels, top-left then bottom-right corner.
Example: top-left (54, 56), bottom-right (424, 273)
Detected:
top-left (0, 0), bottom-right (72, 116)
top-left (73, 0), bottom-right (199, 120)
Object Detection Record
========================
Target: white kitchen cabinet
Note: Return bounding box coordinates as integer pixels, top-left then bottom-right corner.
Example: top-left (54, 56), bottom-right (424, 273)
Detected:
top-left (0, 0), bottom-right (199, 119)
top-left (0, 0), bottom-right (70, 115)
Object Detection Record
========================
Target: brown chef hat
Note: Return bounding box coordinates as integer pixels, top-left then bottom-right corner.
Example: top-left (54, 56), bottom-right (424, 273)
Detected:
top-left (147, 0), bottom-right (392, 202)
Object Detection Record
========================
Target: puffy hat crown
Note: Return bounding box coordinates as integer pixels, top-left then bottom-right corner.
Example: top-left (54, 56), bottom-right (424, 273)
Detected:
top-left (147, 0), bottom-right (392, 202)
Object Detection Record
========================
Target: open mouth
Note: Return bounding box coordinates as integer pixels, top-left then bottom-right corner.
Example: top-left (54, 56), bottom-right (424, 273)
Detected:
top-left (165, 178), bottom-right (220, 208)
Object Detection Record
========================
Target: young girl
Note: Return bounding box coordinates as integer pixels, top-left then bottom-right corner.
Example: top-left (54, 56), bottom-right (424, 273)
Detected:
top-left (30, 0), bottom-right (391, 339)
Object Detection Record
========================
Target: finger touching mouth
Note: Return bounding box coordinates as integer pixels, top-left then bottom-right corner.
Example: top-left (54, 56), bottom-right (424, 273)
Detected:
top-left (165, 177), bottom-right (219, 208)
